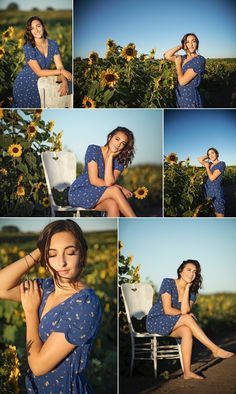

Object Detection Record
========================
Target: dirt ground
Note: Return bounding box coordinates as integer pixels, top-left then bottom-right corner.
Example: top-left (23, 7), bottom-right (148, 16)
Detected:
top-left (120, 332), bottom-right (236, 394)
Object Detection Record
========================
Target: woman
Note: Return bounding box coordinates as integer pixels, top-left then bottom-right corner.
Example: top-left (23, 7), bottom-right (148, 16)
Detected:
top-left (13, 16), bottom-right (72, 108)
top-left (146, 260), bottom-right (234, 380)
top-left (68, 126), bottom-right (136, 217)
top-left (0, 220), bottom-right (101, 393)
top-left (164, 33), bottom-right (205, 108)
top-left (198, 148), bottom-right (226, 217)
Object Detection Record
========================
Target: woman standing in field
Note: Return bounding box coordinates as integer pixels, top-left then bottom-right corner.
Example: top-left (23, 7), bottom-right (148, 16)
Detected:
top-left (164, 33), bottom-right (205, 108)
top-left (198, 147), bottom-right (226, 217)
top-left (68, 126), bottom-right (137, 217)
top-left (0, 220), bottom-right (101, 393)
top-left (13, 16), bottom-right (72, 108)
top-left (146, 260), bottom-right (234, 380)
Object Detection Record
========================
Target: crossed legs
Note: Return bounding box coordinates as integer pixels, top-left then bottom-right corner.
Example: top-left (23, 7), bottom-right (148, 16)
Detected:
top-left (95, 186), bottom-right (136, 217)
top-left (170, 314), bottom-right (234, 379)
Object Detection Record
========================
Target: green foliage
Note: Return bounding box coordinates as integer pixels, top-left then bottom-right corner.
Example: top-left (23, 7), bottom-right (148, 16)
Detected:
top-left (0, 109), bottom-right (63, 216)
top-left (0, 228), bottom-right (117, 393)
top-left (0, 11), bottom-right (72, 107)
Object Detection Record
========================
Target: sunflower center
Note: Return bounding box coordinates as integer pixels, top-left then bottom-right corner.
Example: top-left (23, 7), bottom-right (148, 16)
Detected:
top-left (0, 49), bottom-right (3, 55)
top-left (4, 32), bottom-right (9, 38)
top-left (126, 48), bottom-right (134, 56)
top-left (138, 190), bottom-right (145, 195)
top-left (86, 101), bottom-right (92, 108)
top-left (13, 147), bottom-right (19, 153)
top-left (106, 74), bottom-right (115, 82)
top-left (170, 155), bottom-right (176, 161)
top-left (29, 126), bottom-right (35, 132)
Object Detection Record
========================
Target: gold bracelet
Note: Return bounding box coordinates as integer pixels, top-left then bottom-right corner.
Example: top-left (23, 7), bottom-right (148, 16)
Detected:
top-left (24, 256), bottom-right (30, 270)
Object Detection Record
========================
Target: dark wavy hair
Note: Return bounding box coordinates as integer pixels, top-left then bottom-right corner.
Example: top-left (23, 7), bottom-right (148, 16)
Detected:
top-left (177, 259), bottom-right (202, 294)
top-left (24, 16), bottom-right (48, 47)
top-left (37, 219), bottom-right (88, 288)
top-left (181, 33), bottom-right (199, 54)
top-left (207, 147), bottom-right (219, 159)
top-left (105, 126), bottom-right (135, 167)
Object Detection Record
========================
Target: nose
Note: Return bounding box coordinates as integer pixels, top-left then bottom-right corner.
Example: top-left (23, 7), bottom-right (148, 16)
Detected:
top-left (57, 254), bottom-right (67, 267)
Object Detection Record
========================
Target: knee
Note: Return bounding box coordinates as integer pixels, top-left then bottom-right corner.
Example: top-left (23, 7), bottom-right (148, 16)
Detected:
top-left (181, 326), bottom-right (192, 338)
top-left (107, 185), bottom-right (121, 195)
top-left (181, 314), bottom-right (194, 326)
top-left (106, 199), bottom-right (119, 215)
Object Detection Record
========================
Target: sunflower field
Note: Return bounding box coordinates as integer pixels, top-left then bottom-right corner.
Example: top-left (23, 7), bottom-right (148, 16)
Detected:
top-left (0, 10), bottom-right (72, 108)
top-left (0, 109), bottom-right (62, 216)
top-left (0, 226), bottom-right (117, 393)
top-left (164, 153), bottom-right (236, 217)
top-left (74, 39), bottom-right (236, 108)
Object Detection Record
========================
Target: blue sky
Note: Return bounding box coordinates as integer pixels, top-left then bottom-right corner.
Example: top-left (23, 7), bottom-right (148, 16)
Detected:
top-left (164, 110), bottom-right (236, 166)
top-left (0, 218), bottom-right (117, 233)
top-left (0, 0), bottom-right (71, 10)
top-left (119, 218), bottom-right (236, 294)
top-left (41, 109), bottom-right (162, 165)
top-left (74, 0), bottom-right (236, 58)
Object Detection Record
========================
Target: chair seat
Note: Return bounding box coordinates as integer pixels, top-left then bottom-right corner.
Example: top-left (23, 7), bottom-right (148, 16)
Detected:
top-left (38, 76), bottom-right (73, 108)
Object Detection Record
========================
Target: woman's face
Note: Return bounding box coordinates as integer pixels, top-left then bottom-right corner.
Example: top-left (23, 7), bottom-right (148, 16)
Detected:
top-left (179, 263), bottom-right (197, 284)
top-left (30, 19), bottom-right (44, 39)
top-left (208, 149), bottom-right (218, 161)
top-left (47, 231), bottom-right (81, 282)
top-left (108, 131), bottom-right (129, 154)
top-left (185, 35), bottom-right (197, 54)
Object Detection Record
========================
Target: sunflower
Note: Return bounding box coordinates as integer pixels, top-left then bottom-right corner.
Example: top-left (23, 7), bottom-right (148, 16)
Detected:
top-left (56, 131), bottom-right (63, 140)
top-left (0, 46), bottom-right (5, 58)
top-left (0, 109), bottom-right (4, 119)
top-left (2, 26), bottom-right (14, 41)
top-left (100, 68), bottom-right (119, 88)
top-left (121, 43), bottom-right (137, 62)
top-left (134, 186), bottom-right (148, 200)
top-left (17, 38), bottom-right (24, 49)
top-left (166, 152), bottom-right (178, 164)
top-left (106, 38), bottom-right (116, 50)
top-left (139, 54), bottom-right (147, 62)
top-left (0, 168), bottom-right (8, 176)
top-left (48, 120), bottom-right (55, 131)
top-left (27, 122), bottom-right (37, 139)
top-left (34, 109), bottom-right (42, 119)
top-left (17, 175), bottom-right (23, 185)
top-left (82, 96), bottom-right (96, 108)
top-left (8, 144), bottom-right (23, 158)
top-left (42, 197), bottom-right (50, 208)
top-left (18, 250), bottom-right (26, 258)
top-left (88, 51), bottom-right (99, 65)
top-left (16, 186), bottom-right (25, 197)
top-left (38, 266), bottom-right (46, 276)
top-left (149, 48), bottom-right (156, 59)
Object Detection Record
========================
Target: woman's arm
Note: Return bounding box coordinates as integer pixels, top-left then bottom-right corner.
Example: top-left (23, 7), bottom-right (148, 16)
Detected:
top-left (162, 293), bottom-right (181, 315)
top-left (198, 154), bottom-right (208, 165)
top-left (175, 56), bottom-right (197, 86)
top-left (53, 54), bottom-right (72, 81)
top-left (27, 59), bottom-right (72, 80)
top-left (181, 284), bottom-right (191, 314)
top-left (164, 44), bottom-right (183, 62)
top-left (88, 160), bottom-right (121, 187)
top-left (20, 280), bottom-right (76, 376)
top-left (0, 249), bottom-right (40, 302)
top-left (204, 164), bottom-right (221, 181)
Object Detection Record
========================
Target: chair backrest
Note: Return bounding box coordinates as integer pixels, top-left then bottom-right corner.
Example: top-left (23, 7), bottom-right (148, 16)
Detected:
top-left (41, 151), bottom-right (77, 199)
top-left (38, 76), bottom-right (73, 108)
top-left (121, 283), bottom-right (154, 331)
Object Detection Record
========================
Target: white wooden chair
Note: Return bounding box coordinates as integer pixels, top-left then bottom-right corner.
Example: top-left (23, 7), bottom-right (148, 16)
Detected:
top-left (41, 151), bottom-right (100, 217)
top-left (121, 283), bottom-right (184, 378)
top-left (38, 76), bottom-right (73, 108)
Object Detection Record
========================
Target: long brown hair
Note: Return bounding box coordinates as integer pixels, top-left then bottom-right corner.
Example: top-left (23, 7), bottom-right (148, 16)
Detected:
top-left (24, 16), bottom-right (48, 47)
top-left (105, 126), bottom-right (135, 167)
top-left (177, 259), bottom-right (202, 294)
top-left (37, 219), bottom-right (88, 288)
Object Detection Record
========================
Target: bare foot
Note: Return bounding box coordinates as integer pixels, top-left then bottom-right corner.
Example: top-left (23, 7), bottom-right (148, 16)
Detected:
top-left (184, 372), bottom-right (204, 380)
top-left (213, 348), bottom-right (234, 359)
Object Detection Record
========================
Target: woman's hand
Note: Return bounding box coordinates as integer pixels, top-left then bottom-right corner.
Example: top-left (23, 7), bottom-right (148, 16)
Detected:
top-left (20, 280), bottom-right (42, 314)
top-left (175, 55), bottom-right (182, 66)
top-left (58, 80), bottom-right (69, 96)
top-left (203, 161), bottom-right (210, 168)
top-left (121, 187), bottom-right (133, 199)
top-left (61, 69), bottom-right (72, 81)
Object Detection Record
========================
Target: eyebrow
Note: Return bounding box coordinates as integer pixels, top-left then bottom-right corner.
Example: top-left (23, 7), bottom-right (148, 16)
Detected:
top-left (49, 245), bottom-right (77, 251)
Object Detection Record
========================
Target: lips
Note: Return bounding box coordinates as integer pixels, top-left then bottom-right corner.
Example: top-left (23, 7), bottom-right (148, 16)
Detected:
top-left (57, 269), bottom-right (70, 274)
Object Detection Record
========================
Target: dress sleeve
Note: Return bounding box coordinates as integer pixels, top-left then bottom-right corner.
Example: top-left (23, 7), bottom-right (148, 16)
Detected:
top-left (53, 291), bottom-right (102, 346)
top-left (190, 292), bottom-right (197, 303)
top-left (217, 161), bottom-right (226, 174)
top-left (24, 44), bottom-right (37, 62)
top-left (191, 56), bottom-right (205, 75)
top-left (52, 40), bottom-right (61, 56)
top-left (85, 145), bottom-right (99, 165)
top-left (159, 278), bottom-right (173, 296)
top-left (114, 159), bottom-right (125, 172)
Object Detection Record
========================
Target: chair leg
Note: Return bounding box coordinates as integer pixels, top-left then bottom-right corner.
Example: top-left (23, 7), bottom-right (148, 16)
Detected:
top-left (130, 337), bottom-right (135, 376)
top-left (74, 210), bottom-right (81, 217)
top-left (177, 343), bottom-right (184, 372)
top-left (153, 337), bottom-right (157, 378)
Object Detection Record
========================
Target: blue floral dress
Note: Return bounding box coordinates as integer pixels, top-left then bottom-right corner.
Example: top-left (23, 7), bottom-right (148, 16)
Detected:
top-left (68, 144), bottom-right (125, 209)
top-left (204, 161), bottom-right (226, 214)
top-left (25, 277), bottom-right (101, 394)
top-left (146, 278), bottom-right (196, 335)
top-left (13, 39), bottom-right (60, 108)
top-left (175, 55), bottom-right (205, 108)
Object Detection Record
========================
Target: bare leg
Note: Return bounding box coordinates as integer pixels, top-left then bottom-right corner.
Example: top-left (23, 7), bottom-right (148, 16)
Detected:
top-left (96, 186), bottom-right (136, 217)
top-left (95, 198), bottom-right (120, 217)
top-left (170, 326), bottom-right (204, 380)
top-left (173, 314), bottom-right (234, 358)
top-left (215, 212), bottom-right (224, 218)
